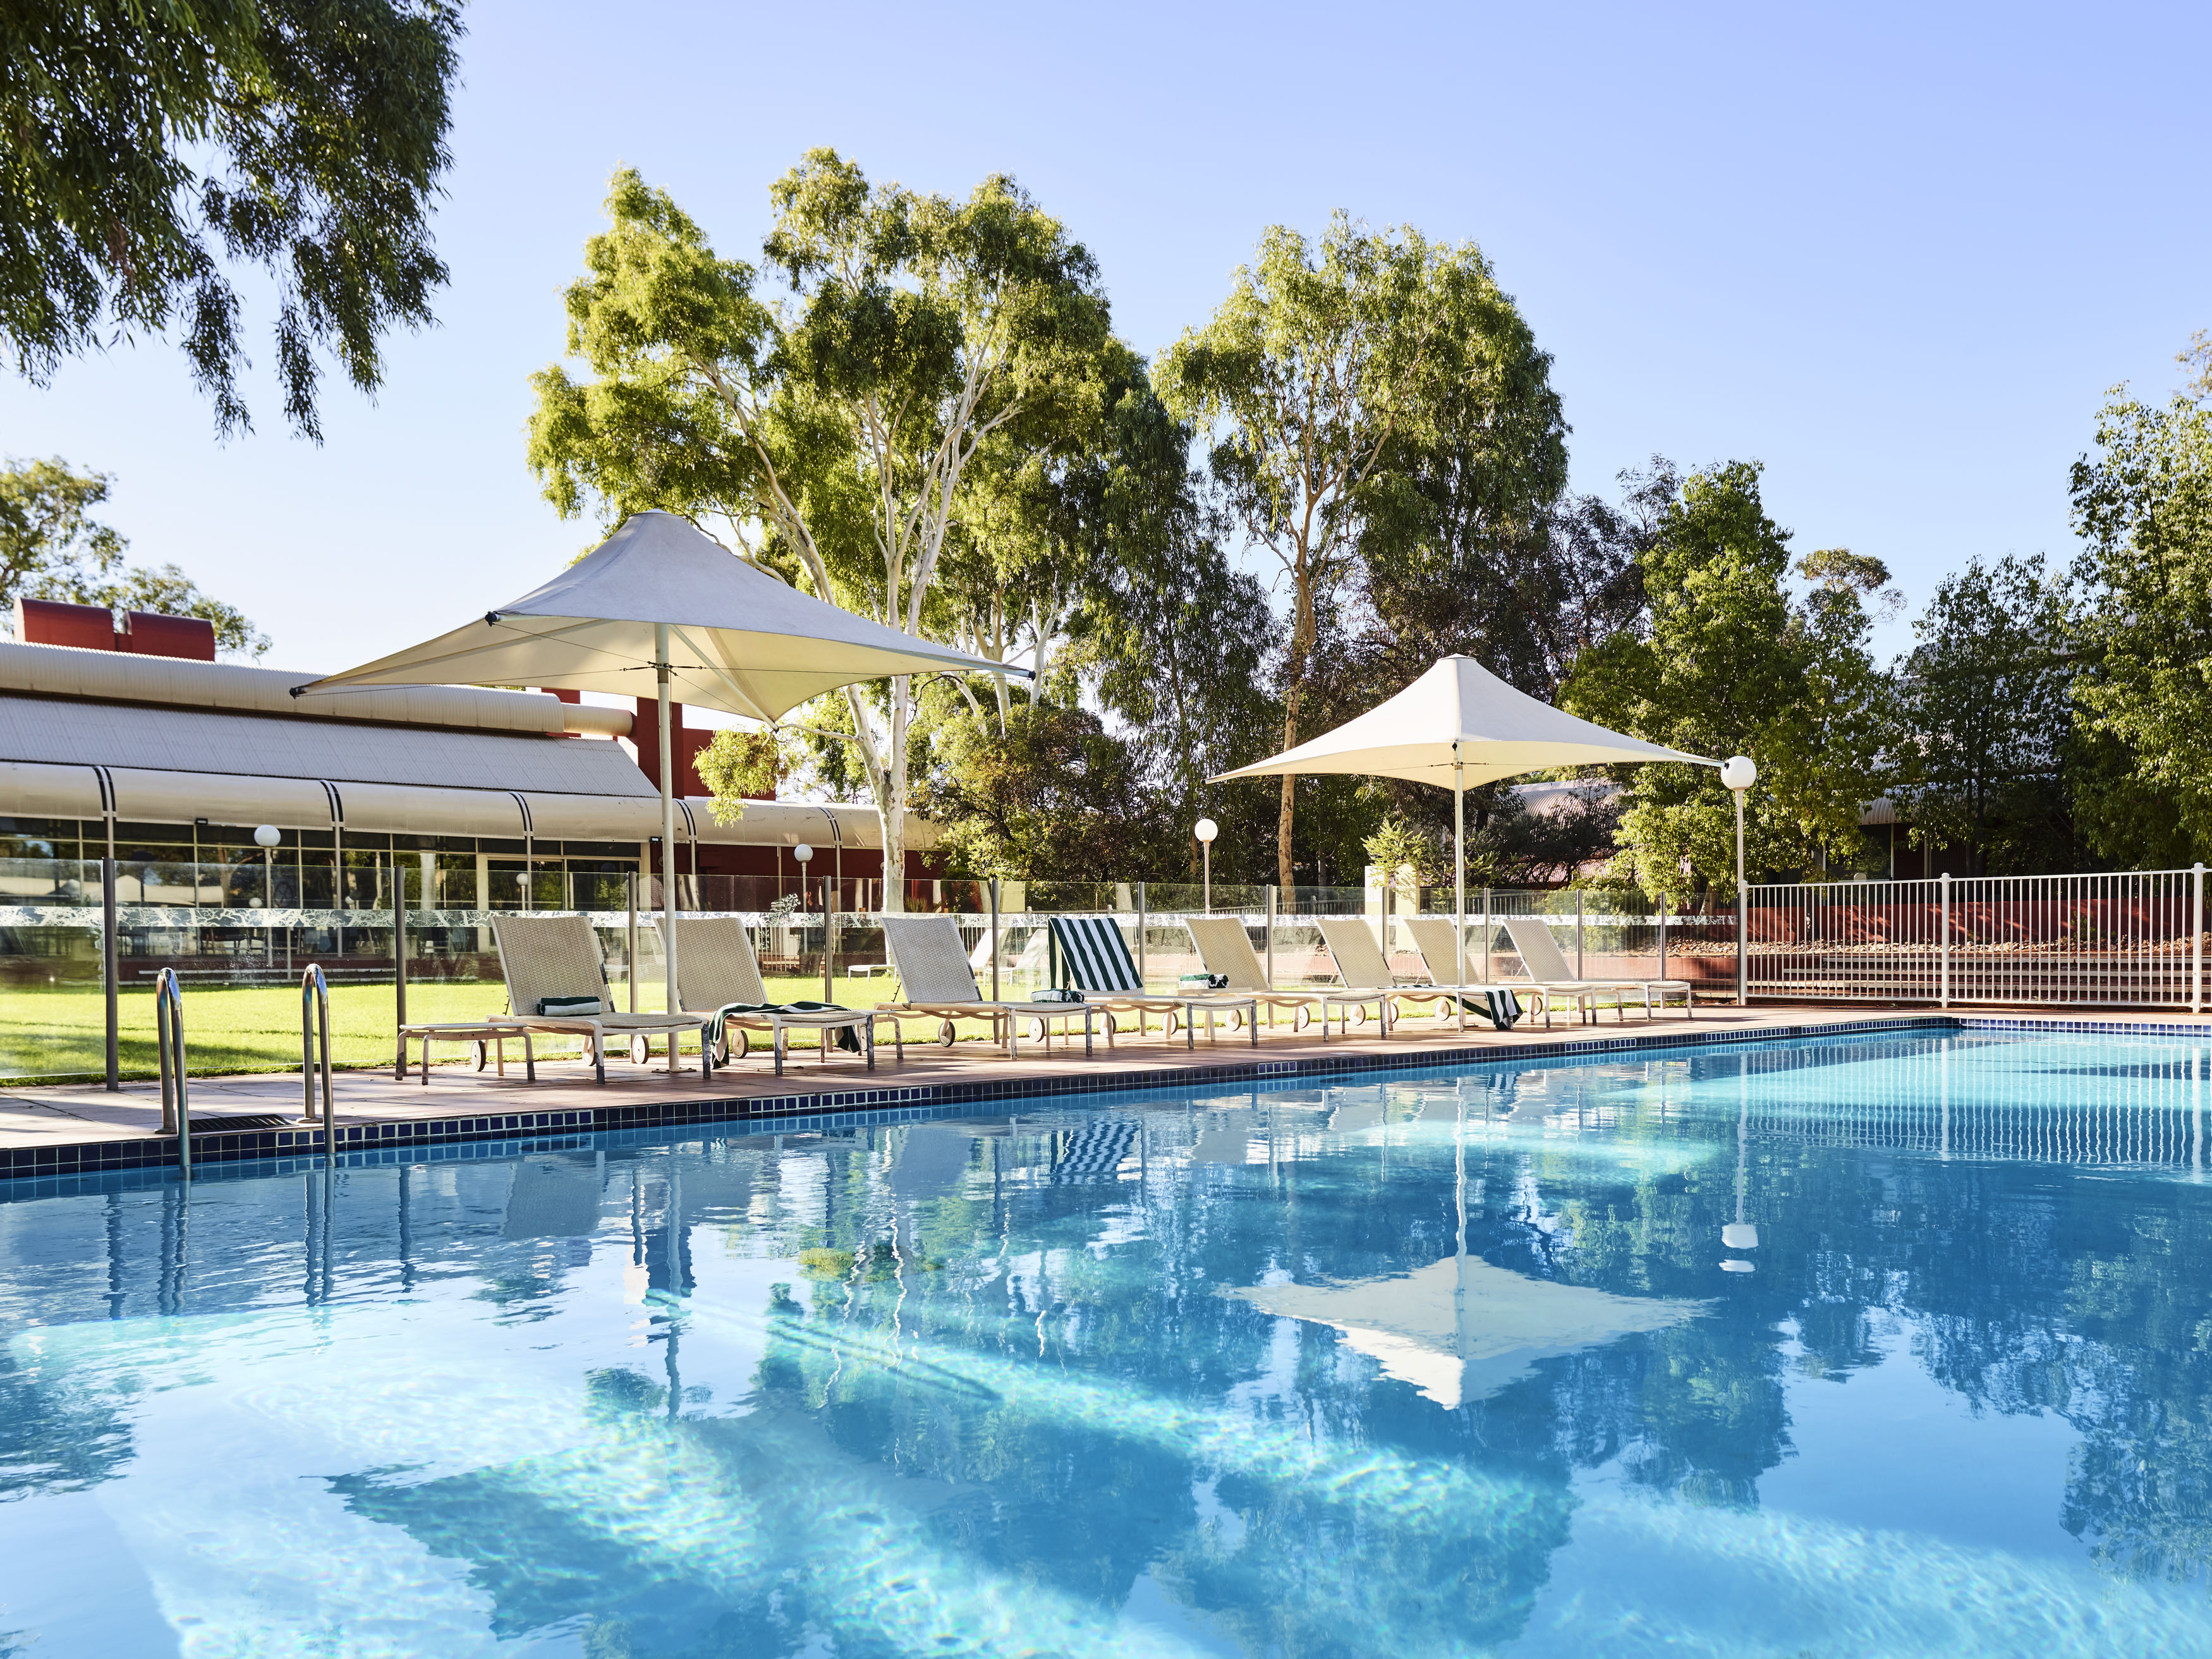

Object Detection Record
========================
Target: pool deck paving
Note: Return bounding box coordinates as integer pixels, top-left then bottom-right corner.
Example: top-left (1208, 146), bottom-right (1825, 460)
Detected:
top-left (4, 999), bottom-right (2208, 1181)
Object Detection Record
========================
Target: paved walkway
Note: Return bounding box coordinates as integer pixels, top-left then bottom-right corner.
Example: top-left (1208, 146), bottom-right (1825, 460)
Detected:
top-left (4, 1001), bottom-right (2203, 1176)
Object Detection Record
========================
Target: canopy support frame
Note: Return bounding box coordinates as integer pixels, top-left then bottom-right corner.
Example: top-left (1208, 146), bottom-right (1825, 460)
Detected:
top-left (657, 623), bottom-right (680, 1044)
top-left (1454, 744), bottom-right (1467, 987)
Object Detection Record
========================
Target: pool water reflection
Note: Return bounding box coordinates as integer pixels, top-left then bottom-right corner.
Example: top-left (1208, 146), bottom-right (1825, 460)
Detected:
top-left (4, 1030), bottom-right (2212, 1655)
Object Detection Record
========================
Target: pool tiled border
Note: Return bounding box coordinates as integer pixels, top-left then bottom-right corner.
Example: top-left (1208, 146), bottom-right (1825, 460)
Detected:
top-left (4, 1009), bottom-right (2204, 1189)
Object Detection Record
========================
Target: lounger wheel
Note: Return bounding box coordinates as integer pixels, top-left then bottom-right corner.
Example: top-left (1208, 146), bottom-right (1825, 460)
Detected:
top-left (629, 1035), bottom-right (650, 1066)
top-left (937, 1020), bottom-right (957, 1048)
top-left (711, 1029), bottom-right (746, 1066)
top-left (1026, 1015), bottom-right (1048, 1044)
top-left (473, 1040), bottom-right (489, 1070)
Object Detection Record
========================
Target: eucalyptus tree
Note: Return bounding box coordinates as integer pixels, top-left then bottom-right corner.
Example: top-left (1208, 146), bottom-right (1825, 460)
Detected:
top-left (1563, 463), bottom-right (1891, 901)
top-left (528, 155), bottom-right (1113, 903)
top-left (0, 0), bottom-right (461, 438)
top-left (1892, 554), bottom-right (2073, 875)
top-left (2069, 372), bottom-right (2212, 858)
top-left (1157, 214), bottom-right (1565, 889)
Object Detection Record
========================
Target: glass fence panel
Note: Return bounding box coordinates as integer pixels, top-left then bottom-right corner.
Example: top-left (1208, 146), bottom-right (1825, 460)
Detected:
top-left (0, 860), bottom-right (653, 1079)
top-left (0, 909), bottom-right (104, 1081)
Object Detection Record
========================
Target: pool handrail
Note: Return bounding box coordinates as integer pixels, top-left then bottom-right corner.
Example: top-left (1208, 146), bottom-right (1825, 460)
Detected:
top-left (301, 963), bottom-right (334, 1164)
top-left (155, 966), bottom-right (190, 1179)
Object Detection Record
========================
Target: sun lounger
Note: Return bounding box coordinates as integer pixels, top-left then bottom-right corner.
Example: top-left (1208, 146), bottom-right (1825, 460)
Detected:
top-left (1498, 915), bottom-right (1684, 1026)
top-left (1400, 916), bottom-right (1528, 1030)
top-left (1313, 916), bottom-right (1472, 1034)
top-left (876, 915), bottom-right (1096, 1057)
top-left (486, 914), bottom-right (709, 1082)
top-left (1047, 915), bottom-right (1258, 1048)
top-left (667, 916), bottom-right (898, 1076)
top-left (1182, 916), bottom-right (1392, 1040)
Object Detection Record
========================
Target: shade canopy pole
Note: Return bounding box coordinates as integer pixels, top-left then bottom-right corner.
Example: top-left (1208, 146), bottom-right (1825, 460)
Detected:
top-left (1454, 743), bottom-right (1467, 987)
top-left (656, 623), bottom-right (679, 1024)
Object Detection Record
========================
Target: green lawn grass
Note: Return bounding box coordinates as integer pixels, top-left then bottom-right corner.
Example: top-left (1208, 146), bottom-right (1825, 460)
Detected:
top-left (0, 975), bottom-right (993, 1081)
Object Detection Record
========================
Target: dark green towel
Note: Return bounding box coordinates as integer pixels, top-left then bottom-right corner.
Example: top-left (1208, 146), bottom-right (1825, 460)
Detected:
top-left (708, 1001), bottom-right (863, 1054)
top-left (1456, 987), bottom-right (1524, 1030)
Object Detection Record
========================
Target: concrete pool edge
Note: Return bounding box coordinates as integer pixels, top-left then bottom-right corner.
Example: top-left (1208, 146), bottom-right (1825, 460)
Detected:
top-left (1, 1008), bottom-right (2203, 1192)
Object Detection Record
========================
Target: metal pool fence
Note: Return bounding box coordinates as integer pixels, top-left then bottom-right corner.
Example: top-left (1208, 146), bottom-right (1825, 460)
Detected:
top-left (1744, 868), bottom-right (2209, 1010)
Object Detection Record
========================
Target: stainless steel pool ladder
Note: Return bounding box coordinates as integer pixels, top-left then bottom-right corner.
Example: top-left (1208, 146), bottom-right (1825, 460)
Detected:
top-left (155, 966), bottom-right (190, 1180)
top-left (301, 964), bottom-right (334, 1164)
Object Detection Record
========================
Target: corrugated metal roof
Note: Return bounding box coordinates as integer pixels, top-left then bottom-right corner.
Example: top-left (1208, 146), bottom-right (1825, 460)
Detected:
top-left (0, 694), bottom-right (653, 798)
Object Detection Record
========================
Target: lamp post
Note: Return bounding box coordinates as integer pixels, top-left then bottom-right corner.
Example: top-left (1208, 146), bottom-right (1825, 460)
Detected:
top-left (1720, 755), bottom-right (1756, 1007)
top-left (255, 824), bottom-right (280, 971)
top-left (1194, 818), bottom-right (1218, 912)
top-left (793, 842), bottom-right (820, 1000)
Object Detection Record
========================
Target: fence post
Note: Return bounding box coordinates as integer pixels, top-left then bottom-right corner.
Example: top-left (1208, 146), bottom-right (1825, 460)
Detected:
top-left (988, 878), bottom-right (1001, 1002)
top-left (1657, 890), bottom-right (1668, 987)
top-left (822, 877), bottom-right (835, 1002)
top-left (1265, 884), bottom-right (1277, 988)
top-left (1481, 887), bottom-right (1492, 983)
top-left (1736, 880), bottom-right (1747, 1007)
top-left (626, 869), bottom-right (638, 1014)
top-left (1136, 881), bottom-right (1147, 989)
top-left (2194, 864), bottom-right (2204, 1014)
top-left (1940, 871), bottom-right (1952, 1009)
top-left (1576, 889), bottom-right (1586, 979)
top-left (392, 860), bottom-right (408, 1030)
top-left (102, 856), bottom-right (119, 1091)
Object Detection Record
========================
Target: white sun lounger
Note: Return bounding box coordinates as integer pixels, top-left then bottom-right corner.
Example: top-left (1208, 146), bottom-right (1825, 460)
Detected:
top-left (876, 915), bottom-right (1096, 1057)
top-left (1499, 915), bottom-right (1686, 1026)
top-left (1048, 915), bottom-right (1258, 1048)
top-left (1401, 916), bottom-right (1531, 1030)
top-left (667, 916), bottom-right (900, 1075)
top-left (1313, 916), bottom-right (1473, 1034)
top-left (487, 914), bottom-right (709, 1082)
top-left (1184, 916), bottom-right (1392, 1039)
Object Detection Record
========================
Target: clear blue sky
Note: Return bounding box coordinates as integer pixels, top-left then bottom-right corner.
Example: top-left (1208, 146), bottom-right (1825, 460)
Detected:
top-left (3, 0), bottom-right (2206, 675)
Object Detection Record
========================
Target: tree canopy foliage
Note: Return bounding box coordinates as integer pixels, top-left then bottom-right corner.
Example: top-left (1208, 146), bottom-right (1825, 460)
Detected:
top-left (0, 457), bottom-right (264, 655)
top-left (1157, 214), bottom-right (1566, 888)
top-left (1891, 554), bottom-right (2074, 874)
top-left (523, 153), bottom-right (2212, 896)
top-left (529, 155), bottom-right (1116, 905)
top-left (2069, 382), bottom-right (2212, 861)
top-left (1562, 463), bottom-right (1892, 900)
top-left (0, 0), bottom-right (461, 439)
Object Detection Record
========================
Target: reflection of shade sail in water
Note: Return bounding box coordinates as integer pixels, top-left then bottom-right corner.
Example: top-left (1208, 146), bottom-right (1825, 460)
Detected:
top-left (1228, 1258), bottom-right (1705, 1408)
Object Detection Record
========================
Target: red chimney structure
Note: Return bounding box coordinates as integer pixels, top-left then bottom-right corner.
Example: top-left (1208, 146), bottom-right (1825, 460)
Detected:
top-left (15, 598), bottom-right (216, 660)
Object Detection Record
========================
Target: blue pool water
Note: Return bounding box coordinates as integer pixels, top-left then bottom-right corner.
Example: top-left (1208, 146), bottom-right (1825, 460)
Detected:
top-left (6, 1030), bottom-right (2212, 1655)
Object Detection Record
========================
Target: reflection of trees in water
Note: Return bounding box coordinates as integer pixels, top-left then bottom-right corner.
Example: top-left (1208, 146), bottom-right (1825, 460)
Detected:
top-left (18, 1042), bottom-right (2212, 1645)
top-left (0, 1340), bottom-right (135, 1501)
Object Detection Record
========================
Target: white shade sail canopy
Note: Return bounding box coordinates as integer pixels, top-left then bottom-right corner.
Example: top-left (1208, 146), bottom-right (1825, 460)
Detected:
top-left (295, 509), bottom-right (1021, 720)
top-left (1212, 654), bottom-right (1713, 787)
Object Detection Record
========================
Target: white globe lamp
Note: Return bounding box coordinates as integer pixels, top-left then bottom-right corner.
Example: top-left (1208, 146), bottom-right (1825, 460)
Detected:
top-left (1720, 756), bottom-right (1755, 1006)
top-left (1194, 818), bottom-right (1218, 912)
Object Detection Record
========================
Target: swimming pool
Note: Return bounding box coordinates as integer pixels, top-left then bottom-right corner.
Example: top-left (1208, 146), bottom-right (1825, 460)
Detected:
top-left (4, 1028), bottom-right (2212, 1655)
